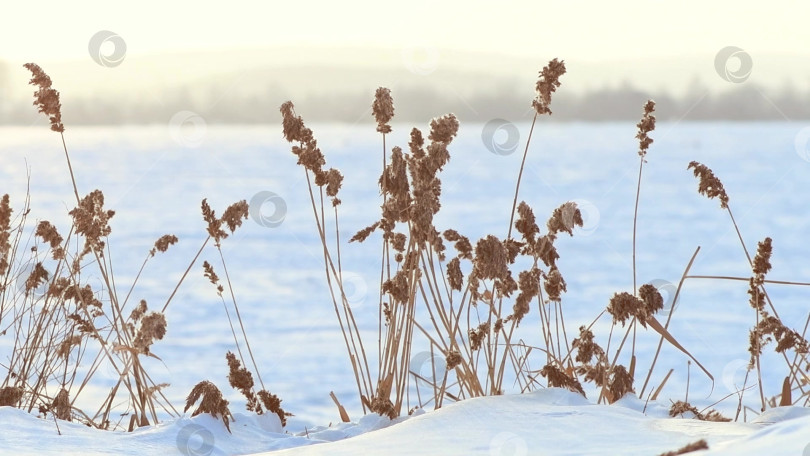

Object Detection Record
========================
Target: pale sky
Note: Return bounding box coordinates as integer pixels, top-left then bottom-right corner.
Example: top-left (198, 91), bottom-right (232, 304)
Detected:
top-left (3, 0), bottom-right (809, 62)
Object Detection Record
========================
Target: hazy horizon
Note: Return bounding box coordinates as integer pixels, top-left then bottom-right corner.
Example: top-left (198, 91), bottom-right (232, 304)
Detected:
top-left (2, 46), bottom-right (810, 124)
top-left (3, 1), bottom-right (810, 123)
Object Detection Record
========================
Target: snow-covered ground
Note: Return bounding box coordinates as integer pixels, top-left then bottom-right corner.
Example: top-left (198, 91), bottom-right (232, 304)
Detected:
top-left (2, 389), bottom-right (810, 455)
top-left (1, 122), bottom-right (810, 454)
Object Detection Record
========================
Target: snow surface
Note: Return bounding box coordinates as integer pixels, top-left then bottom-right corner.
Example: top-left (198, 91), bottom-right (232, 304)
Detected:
top-left (2, 389), bottom-right (810, 455)
top-left (2, 123), bottom-right (810, 454)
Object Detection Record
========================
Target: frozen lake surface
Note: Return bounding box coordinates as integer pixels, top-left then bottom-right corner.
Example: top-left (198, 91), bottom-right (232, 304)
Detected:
top-left (1, 121), bottom-right (809, 431)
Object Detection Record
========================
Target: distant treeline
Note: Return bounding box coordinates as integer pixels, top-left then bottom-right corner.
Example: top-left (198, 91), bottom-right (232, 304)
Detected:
top-left (2, 82), bottom-right (809, 126)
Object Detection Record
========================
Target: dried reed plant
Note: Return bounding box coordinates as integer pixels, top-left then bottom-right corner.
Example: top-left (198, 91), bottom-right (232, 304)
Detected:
top-left (684, 162), bottom-right (810, 414)
top-left (0, 63), bottom-right (196, 429)
top-left (286, 59), bottom-right (608, 418)
top-left (0, 64), bottom-right (262, 432)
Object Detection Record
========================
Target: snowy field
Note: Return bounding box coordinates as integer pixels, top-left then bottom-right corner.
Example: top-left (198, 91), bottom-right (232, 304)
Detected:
top-left (1, 121), bottom-right (810, 454)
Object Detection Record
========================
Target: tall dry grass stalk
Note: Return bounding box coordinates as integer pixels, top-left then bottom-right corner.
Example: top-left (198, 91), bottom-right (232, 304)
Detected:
top-left (279, 100), bottom-right (373, 414)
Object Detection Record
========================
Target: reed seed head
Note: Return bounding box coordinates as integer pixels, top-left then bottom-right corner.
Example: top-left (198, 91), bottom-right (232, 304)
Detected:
top-left (607, 291), bottom-right (642, 326)
top-left (445, 350), bottom-right (462, 369)
top-left (472, 235), bottom-right (509, 281)
top-left (547, 202), bottom-right (582, 237)
top-left (203, 260), bottom-right (224, 295)
top-left (409, 128), bottom-right (425, 159)
top-left (638, 283), bottom-right (664, 317)
top-left (544, 267), bottom-right (567, 302)
top-left (659, 439), bottom-right (710, 456)
top-left (607, 364), bottom-right (634, 403)
top-left (150, 234), bottom-right (179, 257)
top-left (532, 58), bottom-right (566, 116)
top-left (447, 257), bottom-right (464, 292)
top-left (513, 266), bottom-right (542, 324)
top-left (750, 314), bottom-right (809, 358)
top-left (69, 190), bottom-right (114, 254)
top-left (636, 100), bottom-right (656, 158)
top-left (184, 380), bottom-right (232, 432)
top-left (130, 299), bottom-right (148, 322)
top-left (201, 199), bottom-right (226, 242)
top-left (52, 388), bottom-right (71, 421)
top-left (540, 363), bottom-right (585, 395)
top-left (469, 323), bottom-right (489, 351)
top-left (325, 168), bottom-right (343, 200)
top-left (226, 351), bottom-right (255, 398)
top-left (428, 113), bottom-right (459, 144)
top-left (382, 269), bottom-right (410, 305)
top-left (534, 235), bottom-right (560, 268)
top-left (35, 221), bottom-right (63, 251)
top-left (669, 401), bottom-right (730, 422)
top-left (687, 161), bottom-right (729, 209)
top-left (24, 262), bottom-right (49, 294)
top-left (222, 200), bottom-right (249, 233)
top-left (279, 101), bottom-right (312, 144)
top-left (257, 389), bottom-right (292, 426)
top-left (391, 232), bottom-right (407, 253)
top-left (350, 222), bottom-right (380, 243)
top-left (752, 237), bottom-right (773, 277)
top-left (133, 310), bottom-right (167, 354)
top-left (23, 63), bottom-right (65, 133)
top-left (0, 386), bottom-right (24, 407)
top-left (372, 87), bottom-right (395, 134)
top-left (573, 326), bottom-right (604, 364)
top-left (443, 229), bottom-right (473, 260)
top-left (515, 201), bottom-right (540, 245)
top-left (0, 194), bottom-right (11, 275)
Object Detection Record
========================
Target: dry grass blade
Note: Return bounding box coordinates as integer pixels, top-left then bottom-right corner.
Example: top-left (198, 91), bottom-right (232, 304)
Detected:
top-left (779, 376), bottom-right (792, 406)
top-left (646, 316), bottom-right (713, 383)
top-left (330, 391), bottom-right (351, 423)
top-left (651, 369), bottom-right (674, 401)
top-left (639, 246), bottom-right (700, 398)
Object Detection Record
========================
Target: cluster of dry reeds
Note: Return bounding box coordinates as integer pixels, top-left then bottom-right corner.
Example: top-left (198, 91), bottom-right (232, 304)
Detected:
top-left (283, 58), bottom-right (809, 422)
top-left (0, 63), bottom-right (182, 430)
top-left (0, 63), bottom-right (287, 433)
top-left (3, 56), bottom-right (808, 436)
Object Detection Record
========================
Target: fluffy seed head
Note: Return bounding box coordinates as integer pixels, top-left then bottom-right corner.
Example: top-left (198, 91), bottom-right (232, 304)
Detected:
top-left (688, 161), bottom-right (729, 209)
top-left (532, 58), bottom-right (566, 115)
top-left (636, 100), bottom-right (656, 158)
top-left (151, 234), bottom-right (179, 256)
top-left (24, 63), bottom-right (65, 133)
top-left (372, 87), bottom-right (395, 134)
